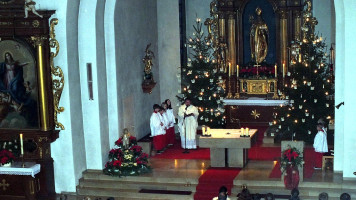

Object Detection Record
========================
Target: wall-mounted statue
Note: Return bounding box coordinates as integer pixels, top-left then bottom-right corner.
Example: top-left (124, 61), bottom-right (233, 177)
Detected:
top-left (249, 7), bottom-right (269, 65)
top-left (24, 0), bottom-right (43, 18)
top-left (141, 43), bottom-right (156, 94)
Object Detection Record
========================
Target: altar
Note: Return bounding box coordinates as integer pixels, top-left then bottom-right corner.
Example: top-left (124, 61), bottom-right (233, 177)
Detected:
top-left (199, 129), bottom-right (257, 168)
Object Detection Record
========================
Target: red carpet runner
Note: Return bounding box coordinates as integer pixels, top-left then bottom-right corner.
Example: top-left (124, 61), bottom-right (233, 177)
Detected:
top-left (194, 167), bottom-right (241, 200)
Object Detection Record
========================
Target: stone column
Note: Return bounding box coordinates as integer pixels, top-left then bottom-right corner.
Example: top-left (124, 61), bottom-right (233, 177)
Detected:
top-left (218, 13), bottom-right (226, 39)
top-left (227, 12), bottom-right (236, 74)
top-left (294, 11), bottom-right (302, 41)
top-left (280, 10), bottom-right (288, 75)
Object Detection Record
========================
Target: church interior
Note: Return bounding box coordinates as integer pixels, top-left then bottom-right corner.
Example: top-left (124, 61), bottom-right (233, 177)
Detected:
top-left (0, 0), bottom-right (355, 200)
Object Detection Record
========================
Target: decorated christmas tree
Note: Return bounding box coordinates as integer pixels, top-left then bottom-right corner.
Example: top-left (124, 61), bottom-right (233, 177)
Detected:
top-left (271, 3), bottom-right (334, 144)
top-left (178, 18), bottom-right (225, 128)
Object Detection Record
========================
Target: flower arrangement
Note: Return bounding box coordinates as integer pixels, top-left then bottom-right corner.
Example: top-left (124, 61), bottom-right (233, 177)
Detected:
top-left (103, 135), bottom-right (150, 177)
top-left (0, 149), bottom-right (15, 165)
top-left (280, 147), bottom-right (303, 172)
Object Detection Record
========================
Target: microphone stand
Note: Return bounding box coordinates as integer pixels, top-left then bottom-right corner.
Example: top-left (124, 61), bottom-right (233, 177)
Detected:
top-left (183, 113), bottom-right (190, 154)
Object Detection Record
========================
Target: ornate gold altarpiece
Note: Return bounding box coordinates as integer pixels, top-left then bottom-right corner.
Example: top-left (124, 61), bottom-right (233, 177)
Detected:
top-left (211, 0), bottom-right (304, 98)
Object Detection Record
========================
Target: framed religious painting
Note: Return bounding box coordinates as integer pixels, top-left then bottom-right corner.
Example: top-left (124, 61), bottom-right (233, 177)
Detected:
top-left (0, 39), bottom-right (40, 129)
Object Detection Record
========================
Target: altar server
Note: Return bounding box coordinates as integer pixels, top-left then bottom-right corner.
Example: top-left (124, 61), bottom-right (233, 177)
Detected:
top-left (313, 123), bottom-right (328, 169)
top-left (159, 103), bottom-right (169, 147)
top-left (150, 104), bottom-right (166, 153)
top-left (164, 99), bottom-right (176, 146)
top-left (178, 98), bottom-right (199, 149)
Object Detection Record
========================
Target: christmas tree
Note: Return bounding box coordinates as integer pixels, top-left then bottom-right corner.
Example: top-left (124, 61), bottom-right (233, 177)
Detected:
top-left (272, 4), bottom-right (334, 144)
top-left (178, 18), bottom-right (226, 128)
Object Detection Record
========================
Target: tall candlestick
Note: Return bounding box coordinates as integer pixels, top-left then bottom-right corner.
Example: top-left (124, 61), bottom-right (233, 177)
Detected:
top-left (20, 133), bottom-right (24, 155)
top-left (236, 65), bottom-right (239, 78)
top-left (282, 63), bottom-right (285, 78)
top-left (274, 64), bottom-right (277, 78)
top-left (228, 63), bottom-right (231, 77)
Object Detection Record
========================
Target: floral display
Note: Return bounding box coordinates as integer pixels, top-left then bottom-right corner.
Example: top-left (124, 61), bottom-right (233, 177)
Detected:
top-left (0, 149), bottom-right (15, 165)
top-left (103, 135), bottom-right (150, 177)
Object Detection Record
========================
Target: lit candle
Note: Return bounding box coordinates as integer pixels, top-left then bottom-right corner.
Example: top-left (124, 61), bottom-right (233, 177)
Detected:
top-left (246, 128), bottom-right (250, 136)
top-left (202, 127), bottom-right (206, 135)
top-left (298, 54), bottom-right (302, 63)
top-left (236, 65), bottom-right (239, 78)
top-left (282, 63), bottom-right (285, 78)
top-left (228, 63), bottom-right (231, 77)
top-left (274, 64), bottom-right (277, 78)
top-left (207, 127), bottom-right (211, 135)
top-left (20, 133), bottom-right (24, 155)
top-left (241, 128), bottom-right (245, 136)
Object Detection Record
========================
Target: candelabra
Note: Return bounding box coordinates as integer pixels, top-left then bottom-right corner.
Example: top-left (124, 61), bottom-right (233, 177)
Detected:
top-left (226, 77), bottom-right (233, 99)
top-left (234, 77), bottom-right (240, 99)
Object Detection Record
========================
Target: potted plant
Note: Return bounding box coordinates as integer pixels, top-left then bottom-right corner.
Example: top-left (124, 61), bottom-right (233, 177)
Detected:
top-left (0, 149), bottom-right (15, 167)
top-left (280, 147), bottom-right (303, 189)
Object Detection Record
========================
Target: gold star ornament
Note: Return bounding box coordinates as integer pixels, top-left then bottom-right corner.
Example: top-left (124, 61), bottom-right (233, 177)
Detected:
top-left (251, 109), bottom-right (260, 119)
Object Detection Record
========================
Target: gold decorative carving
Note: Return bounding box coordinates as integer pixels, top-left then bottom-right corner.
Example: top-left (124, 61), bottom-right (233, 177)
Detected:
top-left (0, 0), bottom-right (14, 4)
top-left (32, 20), bottom-right (40, 27)
top-left (239, 79), bottom-right (277, 95)
top-left (0, 22), bottom-right (13, 26)
top-left (49, 18), bottom-right (65, 130)
top-left (38, 136), bottom-right (48, 142)
top-left (251, 109), bottom-right (260, 119)
top-left (38, 147), bottom-right (43, 158)
top-left (29, 180), bottom-right (35, 194)
top-left (0, 179), bottom-right (9, 191)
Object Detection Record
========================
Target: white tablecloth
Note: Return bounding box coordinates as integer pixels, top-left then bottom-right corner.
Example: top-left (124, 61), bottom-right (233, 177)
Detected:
top-left (223, 98), bottom-right (289, 106)
top-left (0, 162), bottom-right (40, 178)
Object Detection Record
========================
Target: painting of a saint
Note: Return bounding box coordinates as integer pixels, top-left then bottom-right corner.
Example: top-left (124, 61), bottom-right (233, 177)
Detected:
top-left (0, 40), bottom-right (38, 129)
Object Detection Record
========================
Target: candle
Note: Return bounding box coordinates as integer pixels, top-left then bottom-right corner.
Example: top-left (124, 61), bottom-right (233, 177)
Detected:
top-left (246, 128), bottom-right (250, 136)
top-left (282, 63), bottom-right (285, 78)
top-left (298, 54), bottom-right (302, 63)
top-left (228, 63), bottom-right (231, 77)
top-left (207, 127), bottom-right (211, 135)
top-left (274, 64), bottom-right (277, 78)
top-left (236, 65), bottom-right (239, 78)
top-left (202, 127), bottom-right (206, 135)
top-left (241, 128), bottom-right (245, 136)
top-left (20, 133), bottom-right (24, 155)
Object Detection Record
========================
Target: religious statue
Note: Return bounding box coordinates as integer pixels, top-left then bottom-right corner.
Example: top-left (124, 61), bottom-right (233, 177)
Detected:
top-left (249, 7), bottom-right (269, 65)
top-left (142, 43), bottom-right (155, 81)
top-left (122, 128), bottom-right (131, 149)
top-left (24, 0), bottom-right (43, 18)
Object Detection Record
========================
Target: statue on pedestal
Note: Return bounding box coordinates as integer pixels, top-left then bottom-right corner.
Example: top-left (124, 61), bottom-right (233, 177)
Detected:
top-left (249, 7), bottom-right (269, 65)
top-left (122, 128), bottom-right (131, 150)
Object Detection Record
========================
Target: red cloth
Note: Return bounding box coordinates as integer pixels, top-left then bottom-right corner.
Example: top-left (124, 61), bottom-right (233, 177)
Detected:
top-left (166, 127), bottom-right (175, 145)
top-left (314, 151), bottom-right (324, 168)
top-left (153, 134), bottom-right (166, 151)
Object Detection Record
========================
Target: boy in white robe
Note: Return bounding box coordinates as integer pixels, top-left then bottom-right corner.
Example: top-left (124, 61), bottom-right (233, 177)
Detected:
top-left (159, 105), bottom-right (169, 148)
top-left (313, 123), bottom-right (328, 169)
top-left (178, 98), bottom-right (199, 149)
top-left (150, 104), bottom-right (166, 153)
top-left (165, 99), bottom-right (176, 145)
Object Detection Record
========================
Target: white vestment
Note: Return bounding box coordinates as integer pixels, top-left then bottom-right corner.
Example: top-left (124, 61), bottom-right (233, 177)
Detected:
top-left (161, 112), bottom-right (169, 130)
top-left (313, 128), bottom-right (328, 153)
top-left (178, 104), bottom-right (199, 149)
top-left (150, 112), bottom-right (165, 137)
top-left (166, 109), bottom-right (175, 128)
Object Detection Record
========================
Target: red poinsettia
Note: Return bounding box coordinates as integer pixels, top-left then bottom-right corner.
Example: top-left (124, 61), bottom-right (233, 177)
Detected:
top-left (130, 145), bottom-right (142, 153)
top-left (115, 138), bottom-right (123, 146)
top-left (0, 150), bottom-right (15, 165)
top-left (113, 160), bottom-right (122, 167)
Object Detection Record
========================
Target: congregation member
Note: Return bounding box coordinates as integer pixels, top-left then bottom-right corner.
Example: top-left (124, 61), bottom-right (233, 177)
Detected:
top-left (319, 192), bottom-right (329, 200)
top-left (178, 98), bottom-right (199, 149)
top-left (212, 186), bottom-right (231, 200)
top-left (150, 104), bottom-right (166, 154)
top-left (165, 99), bottom-right (176, 146)
top-left (313, 123), bottom-right (328, 169)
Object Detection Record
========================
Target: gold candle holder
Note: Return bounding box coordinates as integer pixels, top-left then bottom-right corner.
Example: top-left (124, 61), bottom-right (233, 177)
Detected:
top-left (226, 77), bottom-right (233, 99)
top-left (21, 154), bottom-right (25, 168)
top-left (272, 79), bottom-right (279, 99)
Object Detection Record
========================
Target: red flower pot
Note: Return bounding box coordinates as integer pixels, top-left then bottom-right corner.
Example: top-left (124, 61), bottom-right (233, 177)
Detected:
top-left (284, 164), bottom-right (300, 190)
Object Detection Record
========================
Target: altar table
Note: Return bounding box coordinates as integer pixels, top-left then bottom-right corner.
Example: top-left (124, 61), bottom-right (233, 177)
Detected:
top-left (0, 162), bottom-right (41, 200)
top-left (199, 129), bottom-right (257, 167)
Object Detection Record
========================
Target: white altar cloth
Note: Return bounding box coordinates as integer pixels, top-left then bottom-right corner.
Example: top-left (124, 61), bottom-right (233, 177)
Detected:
top-left (224, 97), bottom-right (289, 106)
top-left (0, 162), bottom-right (40, 178)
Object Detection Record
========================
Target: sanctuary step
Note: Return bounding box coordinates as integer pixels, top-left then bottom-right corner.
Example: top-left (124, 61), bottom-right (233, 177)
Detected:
top-left (76, 169), bottom-right (197, 200)
top-left (233, 178), bottom-right (356, 200)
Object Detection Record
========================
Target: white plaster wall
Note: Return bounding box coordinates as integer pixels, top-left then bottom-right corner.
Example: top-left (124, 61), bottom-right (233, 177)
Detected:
top-left (104, 0), bottom-right (120, 147)
top-left (341, 0), bottom-right (356, 179)
top-left (115, 0), bottom-right (160, 139)
top-left (157, 0), bottom-right (181, 116)
top-left (313, 0), bottom-right (335, 50)
top-left (78, 0), bottom-right (104, 170)
top-left (333, 0), bottom-right (345, 172)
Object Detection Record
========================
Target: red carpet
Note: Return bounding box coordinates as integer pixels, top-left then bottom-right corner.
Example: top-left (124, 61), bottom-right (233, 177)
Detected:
top-left (194, 167), bottom-right (241, 200)
top-left (152, 140), bottom-right (210, 160)
top-left (269, 147), bottom-right (315, 179)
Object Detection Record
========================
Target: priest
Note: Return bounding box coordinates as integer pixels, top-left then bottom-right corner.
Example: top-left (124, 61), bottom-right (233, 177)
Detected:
top-left (178, 98), bottom-right (199, 149)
